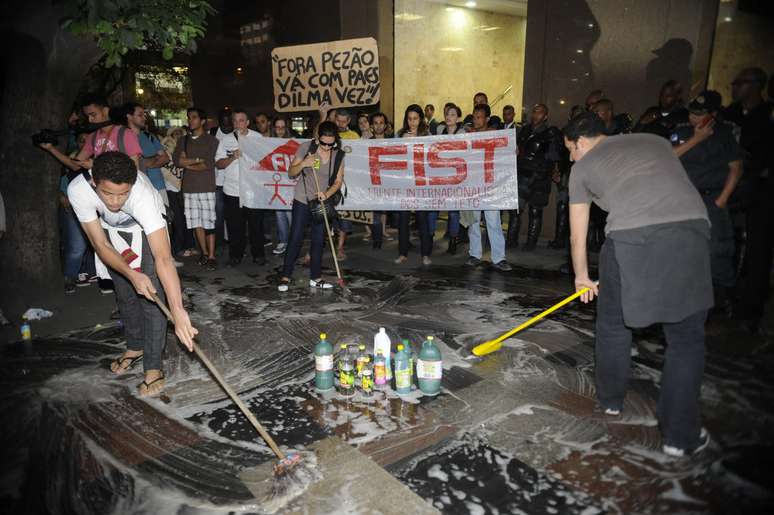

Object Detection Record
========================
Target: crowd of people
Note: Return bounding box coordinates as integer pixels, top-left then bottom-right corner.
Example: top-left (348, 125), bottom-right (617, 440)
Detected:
top-left (39, 66), bottom-right (774, 328)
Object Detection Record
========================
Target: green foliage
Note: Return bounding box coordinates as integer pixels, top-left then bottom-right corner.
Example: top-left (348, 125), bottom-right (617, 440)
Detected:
top-left (63, 0), bottom-right (215, 67)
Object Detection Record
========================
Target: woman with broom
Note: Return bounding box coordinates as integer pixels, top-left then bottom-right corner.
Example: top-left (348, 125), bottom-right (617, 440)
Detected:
top-left (278, 121), bottom-right (344, 292)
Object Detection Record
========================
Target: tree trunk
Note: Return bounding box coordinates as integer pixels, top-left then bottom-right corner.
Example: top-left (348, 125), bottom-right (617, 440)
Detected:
top-left (0, 1), bottom-right (102, 312)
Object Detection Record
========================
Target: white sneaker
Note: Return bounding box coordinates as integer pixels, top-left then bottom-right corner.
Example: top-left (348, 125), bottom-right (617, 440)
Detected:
top-left (662, 427), bottom-right (710, 458)
top-left (309, 279), bottom-right (334, 289)
top-left (604, 408), bottom-right (621, 416)
top-left (273, 243), bottom-right (287, 255)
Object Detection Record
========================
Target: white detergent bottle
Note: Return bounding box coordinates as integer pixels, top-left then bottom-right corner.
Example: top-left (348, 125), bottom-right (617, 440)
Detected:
top-left (374, 327), bottom-right (393, 381)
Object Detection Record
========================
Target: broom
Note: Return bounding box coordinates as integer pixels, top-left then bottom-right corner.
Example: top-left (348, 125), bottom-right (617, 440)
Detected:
top-left (472, 288), bottom-right (591, 356)
top-left (150, 293), bottom-right (317, 504)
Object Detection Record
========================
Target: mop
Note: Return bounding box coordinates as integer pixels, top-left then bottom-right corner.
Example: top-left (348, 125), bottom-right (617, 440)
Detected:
top-left (472, 288), bottom-right (591, 356)
top-left (151, 293), bottom-right (319, 508)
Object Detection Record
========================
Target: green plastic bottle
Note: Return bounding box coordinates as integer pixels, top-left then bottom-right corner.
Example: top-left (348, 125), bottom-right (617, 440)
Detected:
top-left (314, 333), bottom-right (334, 392)
top-left (417, 336), bottom-right (442, 396)
top-left (394, 343), bottom-right (412, 395)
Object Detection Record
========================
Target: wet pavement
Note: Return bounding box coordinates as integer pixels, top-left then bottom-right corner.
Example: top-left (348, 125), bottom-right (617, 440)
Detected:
top-left (1, 233), bottom-right (773, 514)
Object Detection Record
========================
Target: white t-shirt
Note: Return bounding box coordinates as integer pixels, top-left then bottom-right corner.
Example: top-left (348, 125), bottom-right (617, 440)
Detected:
top-left (68, 171), bottom-right (167, 235)
top-left (216, 128), bottom-right (262, 198)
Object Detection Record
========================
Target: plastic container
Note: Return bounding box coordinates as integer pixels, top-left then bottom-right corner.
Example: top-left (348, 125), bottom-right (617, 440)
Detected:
top-left (394, 343), bottom-right (412, 395)
top-left (356, 344), bottom-right (368, 378)
top-left (417, 336), bottom-right (442, 396)
top-left (314, 333), bottom-right (334, 392)
top-left (338, 343), bottom-right (355, 397)
top-left (374, 328), bottom-right (392, 381)
top-left (374, 351), bottom-right (387, 388)
top-left (360, 357), bottom-right (374, 397)
top-left (403, 338), bottom-right (417, 387)
top-left (20, 317), bottom-right (31, 341)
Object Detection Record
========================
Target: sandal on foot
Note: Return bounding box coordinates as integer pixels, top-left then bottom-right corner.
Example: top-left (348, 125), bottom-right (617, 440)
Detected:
top-left (309, 279), bottom-right (334, 289)
top-left (138, 373), bottom-right (165, 397)
top-left (278, 278), bottom-right (290, 292)
top-left (110, 353), bottom-right (143, 374)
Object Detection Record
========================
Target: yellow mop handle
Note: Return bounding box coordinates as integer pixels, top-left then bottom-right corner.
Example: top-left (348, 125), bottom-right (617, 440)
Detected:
top-left (472, 288), bottom-right (590, 356)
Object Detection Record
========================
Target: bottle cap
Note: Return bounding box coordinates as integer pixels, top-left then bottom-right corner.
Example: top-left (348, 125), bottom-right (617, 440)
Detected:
top-left (340, 343), bottom-right (348, 349)
top-left (359, 344), bottom-right (365, 350)
top-left (427, 336), bottom-right (434, 341)
top-left (320, 333), bottom-right (327, 340)
top-left (364, 357), bottom-right (370, 362)
top-left (397, 344), bottom-right (404, 351)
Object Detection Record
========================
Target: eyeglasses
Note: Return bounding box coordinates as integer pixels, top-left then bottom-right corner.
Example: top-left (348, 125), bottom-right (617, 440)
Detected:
top-left (318, 141), bottom-right (335, 148)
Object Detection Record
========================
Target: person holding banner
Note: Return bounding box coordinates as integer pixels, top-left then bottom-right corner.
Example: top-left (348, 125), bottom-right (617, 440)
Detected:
top-left (271, 115), bottom-right (294, 255)
top-left (395, 104), bottom-right (434, 266)
top-left (277, 121), bottom-right (344, 292)
top-left (465, 104), bottom-right (512, 272)
top-left (365, 111), bottom-right (394, 250)
top-left (437, 104), bottom-right (466, 255)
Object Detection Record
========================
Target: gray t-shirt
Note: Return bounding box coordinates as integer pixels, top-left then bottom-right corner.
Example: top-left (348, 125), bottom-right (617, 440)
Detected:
top-left (292, 141), bottom-right (342, 205)
top-left (569, 134), bottom-right (708, 233)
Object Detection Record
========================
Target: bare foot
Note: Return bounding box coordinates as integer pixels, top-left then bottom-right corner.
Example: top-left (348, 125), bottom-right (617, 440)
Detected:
top-left (110, 350), bottom-right (143, 374)
top-left (138, 369), bottom-right (165, 397)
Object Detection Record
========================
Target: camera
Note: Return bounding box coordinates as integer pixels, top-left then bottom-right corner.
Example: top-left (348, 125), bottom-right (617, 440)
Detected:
top-left (31, 120), bottom-right (112, 147)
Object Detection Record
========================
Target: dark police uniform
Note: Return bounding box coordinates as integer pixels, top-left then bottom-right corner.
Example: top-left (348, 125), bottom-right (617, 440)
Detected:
top-left (673, 121), bottom-right (744, 289)
top-left (635, 106), bottom-right (689, 139)
top-left (509, 122), bottom-right (561, 250)
top-left (723, 99), bottom-right (774, 324)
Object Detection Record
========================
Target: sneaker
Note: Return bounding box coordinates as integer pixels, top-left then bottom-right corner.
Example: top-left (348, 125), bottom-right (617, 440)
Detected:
top-left (394, 255), bottom-right (408, 264)
top-left (88, 274), bottom-right (99, 283)
top-left (492, 260), bottom-right (512, 272)
top-left (465, 256), bottom-right (482, 267)
top-left (604, 408), bottom-right (621, 416)
top-left (99, 279), bottom-right (114, 295)
top-left (273, 243), bottom-right (287, 255)
top-left (206, 258), bottom-right (217, 271)
top-left (76, 273), bottom-right (91, 287)
top-left (422, 256), bottom-right (432, 266)
top-left (662, 428), bottom-right (710, 458)
top-left (264, 238), bottom-right (273, 247)
top-left (64, 278), bottom-right (76, 294)
top-left (309, 279), bottom-right (334, 289)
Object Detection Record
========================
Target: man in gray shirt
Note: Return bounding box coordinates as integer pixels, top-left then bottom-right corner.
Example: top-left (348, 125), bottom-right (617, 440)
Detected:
top-left (566, 112), bottom-right (712, 458)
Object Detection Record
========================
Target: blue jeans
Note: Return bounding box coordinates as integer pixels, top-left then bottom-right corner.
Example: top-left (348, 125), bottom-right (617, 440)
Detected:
top-left (398, 212), bottom-right (433, 257)
top-left (276, 210), bottom-right (292, 245)
top-left (447, 211), bottom-right (460, 238)
top-left (61, 206), bottom-right (95, 279)
top-left (467, 210), bottom-right (505, 263)
top-left (596, 239), bottom-right (706, 450)
top-left (282, 200), bottom-right (324, 280)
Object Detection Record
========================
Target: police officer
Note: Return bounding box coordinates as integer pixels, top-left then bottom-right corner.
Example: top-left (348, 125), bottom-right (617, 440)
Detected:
top-left (673, 90), bottom-right (744, 313)
top-left (586, 99), bottom-right (632, 252)
top-left (508, 104), bottom-right (561, 251)
top-left (723, 67), bottom-right (774, 331)
top-left (634, 80), bottom-right (690, 139)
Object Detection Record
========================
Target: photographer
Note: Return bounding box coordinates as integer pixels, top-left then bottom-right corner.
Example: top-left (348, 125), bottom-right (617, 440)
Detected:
top-left (39, 94), bottom-right (141, 172)
top-left (277, 121), bottom-right (344, 292)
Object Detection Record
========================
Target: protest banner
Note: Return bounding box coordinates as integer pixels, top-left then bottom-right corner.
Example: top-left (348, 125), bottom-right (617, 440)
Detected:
top-left (236, 130), bottom-right (518, 212)
top-left (338, 211), bottom-right (373, 224)
top-left (271, 37), bottom-right (380, 113)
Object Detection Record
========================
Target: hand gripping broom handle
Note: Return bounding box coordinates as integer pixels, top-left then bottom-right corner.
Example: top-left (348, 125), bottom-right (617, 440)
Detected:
top-left (151, 293), bottom-right (287, 460)
top-left (309, 166), bottom-right (344, 282)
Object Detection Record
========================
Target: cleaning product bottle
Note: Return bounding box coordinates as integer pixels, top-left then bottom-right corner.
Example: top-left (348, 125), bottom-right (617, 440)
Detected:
top-left (403, 338), bottom-right (417, 387)
top-left (314, 333), bottom-right (334, 392)
top-left (20, 316), bottom-right (31, 341)
top-left (360, 357), bottom-right (374, 397)
top-left (374, 328), bottom-right (392, 381)
top-left (417, 336), bottom-right (442, 396)
top-left (339, 347), bottom-right (355, 397)
top-left (374, 351), bottom-right (387, 388)
top-left (356, 344), bottom-right (368, 378)
top-left (337, 343), bottom-right (349, 374)
top-left (394, 343), bottom-right (412, 395)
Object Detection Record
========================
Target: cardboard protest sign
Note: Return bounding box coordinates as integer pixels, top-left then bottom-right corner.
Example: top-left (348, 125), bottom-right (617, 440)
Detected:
top-left (271, 37), bottom-right (380, 113)
top-left (338, 211), bottom-right (373, 224)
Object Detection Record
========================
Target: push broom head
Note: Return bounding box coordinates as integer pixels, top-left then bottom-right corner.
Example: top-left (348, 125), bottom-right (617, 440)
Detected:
top-left (472, 339), bottom-right (502, 356)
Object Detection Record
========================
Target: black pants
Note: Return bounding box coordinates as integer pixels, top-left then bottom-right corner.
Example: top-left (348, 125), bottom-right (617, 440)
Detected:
top-left (398, 211), bottom-right (433, 257)
top-left (223, 194), bottom-right (266, 261)
top-left (736, 179), bottom-right (774, 320)
top-left (596, 239), bottom-right (706, 450)
top-left (108, 231), bottom-right (167, 373)
top-left (167, 190), bottom-right (190, 255)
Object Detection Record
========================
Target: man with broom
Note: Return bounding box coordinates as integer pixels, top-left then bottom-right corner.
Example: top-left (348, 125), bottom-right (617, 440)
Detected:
top-left (68, 151), bottom-right (197, 395)
top-left (565, 112), bottom-right (713, 458)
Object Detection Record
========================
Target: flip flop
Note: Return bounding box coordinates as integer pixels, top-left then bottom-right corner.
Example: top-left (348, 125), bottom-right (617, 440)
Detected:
top-left (111, 354), bottom-right (143, 374)
top-left (137, 373), bottom-right (165, 397)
